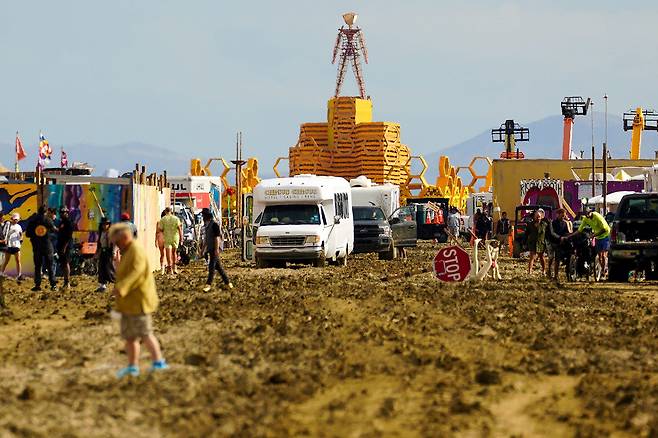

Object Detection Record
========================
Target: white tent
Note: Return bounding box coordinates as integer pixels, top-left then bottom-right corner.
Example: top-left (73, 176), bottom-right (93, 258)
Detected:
top-left (582, 191), bottom-right (637, 206)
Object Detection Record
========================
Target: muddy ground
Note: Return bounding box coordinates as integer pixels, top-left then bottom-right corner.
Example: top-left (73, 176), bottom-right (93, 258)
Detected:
top-left (1, 242), bottom-right (658, 437)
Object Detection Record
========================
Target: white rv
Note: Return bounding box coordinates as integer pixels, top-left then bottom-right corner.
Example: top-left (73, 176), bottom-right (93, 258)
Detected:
top-left (253, 175), bottom-right (354, 267)
top-left (349, 176), bottom-right (400, 217)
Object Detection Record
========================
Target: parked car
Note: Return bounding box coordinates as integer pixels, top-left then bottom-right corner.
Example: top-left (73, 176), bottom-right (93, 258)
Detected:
top-left (609, 193), bottom-right (658, 281)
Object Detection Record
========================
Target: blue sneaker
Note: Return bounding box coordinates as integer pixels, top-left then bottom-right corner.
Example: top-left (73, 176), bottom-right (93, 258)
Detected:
top-left (149, 359), bottom-right (169, 372)
top-left (116, 365), bottom-right (140, 378)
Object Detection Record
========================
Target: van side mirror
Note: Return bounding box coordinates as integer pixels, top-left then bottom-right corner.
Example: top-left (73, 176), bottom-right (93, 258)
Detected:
top-left (389, 217), bottom-right (401, 225)
top-left (334, 215), bottom-right (341, 224)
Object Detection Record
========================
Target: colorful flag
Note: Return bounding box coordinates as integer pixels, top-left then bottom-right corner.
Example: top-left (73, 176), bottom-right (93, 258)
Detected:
top-left (38, 132), bottom-right (52, 169)
top-left (60, 148), bottom-right (68, 168)
top-left (15, 132), bottom-right (26, 161)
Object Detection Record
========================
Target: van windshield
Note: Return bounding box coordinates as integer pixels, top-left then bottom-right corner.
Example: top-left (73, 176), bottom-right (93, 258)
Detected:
top-left (353, 206), bottom-right (385, 221)
top-left (261, 204), bottom-right (321, 226)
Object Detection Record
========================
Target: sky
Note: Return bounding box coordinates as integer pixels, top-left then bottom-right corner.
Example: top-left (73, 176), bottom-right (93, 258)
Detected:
top-left (2, 0), bottom-right (658, 171)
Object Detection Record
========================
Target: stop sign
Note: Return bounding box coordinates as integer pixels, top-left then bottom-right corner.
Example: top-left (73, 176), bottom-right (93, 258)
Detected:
top-left (433, 245), bottom-right (471, 282)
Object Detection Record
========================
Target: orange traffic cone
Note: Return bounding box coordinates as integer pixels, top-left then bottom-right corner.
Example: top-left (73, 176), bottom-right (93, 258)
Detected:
top-left (437, 209), bottom-right (444, 224)
top-left (508, 228), bottom-right (514, 257)
top-left (425, 210), bottom-right (432, 224)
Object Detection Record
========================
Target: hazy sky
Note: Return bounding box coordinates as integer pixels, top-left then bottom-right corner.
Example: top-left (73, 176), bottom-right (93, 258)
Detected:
top-left (2, 0), bottom-right (658, 169)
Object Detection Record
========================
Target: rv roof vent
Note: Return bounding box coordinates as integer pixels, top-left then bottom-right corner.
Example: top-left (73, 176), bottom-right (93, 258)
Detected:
top-left (349, 175), bottom-right (373, 188)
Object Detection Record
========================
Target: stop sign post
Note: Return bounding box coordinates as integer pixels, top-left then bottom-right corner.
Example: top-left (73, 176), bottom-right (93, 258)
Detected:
top-left (433, 245), bottom-right (471, 282)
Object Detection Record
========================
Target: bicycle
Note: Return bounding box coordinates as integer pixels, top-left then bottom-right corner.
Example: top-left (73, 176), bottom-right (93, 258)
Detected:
top-left (565, 232), bottom-right (602, 282)
top-left (70, 242), bottom-right (98, 277)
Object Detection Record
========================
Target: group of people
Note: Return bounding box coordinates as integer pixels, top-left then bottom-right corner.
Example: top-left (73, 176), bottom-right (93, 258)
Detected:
top-left (0, 204), bottom-right (235, 377)
top-left (524, 208), bottom-right (610, 280)
top-left (0, 206), bottom-right (74, 291)
top-left (109, 206), bottom-right (232, 377)
top-left (446, 206), bottom-right (512, 252)
top-left (0, 203), bottom-right (233, 296)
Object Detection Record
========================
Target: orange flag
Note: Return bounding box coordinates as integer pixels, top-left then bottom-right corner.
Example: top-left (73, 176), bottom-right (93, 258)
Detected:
top-left (15, 132), bottom-right (26, 161)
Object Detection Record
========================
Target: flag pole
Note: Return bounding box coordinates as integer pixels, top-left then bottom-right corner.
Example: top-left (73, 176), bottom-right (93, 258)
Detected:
top-left (14, 131), bottom-right (19, 173)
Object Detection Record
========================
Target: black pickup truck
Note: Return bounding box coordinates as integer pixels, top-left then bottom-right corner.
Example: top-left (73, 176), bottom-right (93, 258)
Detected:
top-left (352, 205), bottom-right (417, 260)
top-left (609, 193), bottom-right (658, 281)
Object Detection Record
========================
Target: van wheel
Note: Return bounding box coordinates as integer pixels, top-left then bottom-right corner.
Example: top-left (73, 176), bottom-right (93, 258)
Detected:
top-left (337, 251), bottom-right (348, 267)
top-left (255, 256), bottom-right (270, 269)
top-left (313, 256), bottom-right (326, 268)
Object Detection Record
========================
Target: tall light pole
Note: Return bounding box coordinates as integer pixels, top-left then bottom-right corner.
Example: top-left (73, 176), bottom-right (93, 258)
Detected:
top-left (603, 94), bottom-right (608, 212)
top-left (590, 99), bottom-right (595, 198)
top-left (230, 132), bottom-right (246, 229)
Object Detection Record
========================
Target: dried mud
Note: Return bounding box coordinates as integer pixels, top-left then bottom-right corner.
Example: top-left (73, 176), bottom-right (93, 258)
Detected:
top-left (1, 243), bottom-right (658, 437)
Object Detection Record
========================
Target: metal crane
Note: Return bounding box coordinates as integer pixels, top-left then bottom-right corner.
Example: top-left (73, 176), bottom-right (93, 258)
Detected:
top-left (492, 119), bottom-right (530, 159)
top-left (560, 96), bottom-right (590, 160)
top-left (623, 107), bottom-right (658, 159)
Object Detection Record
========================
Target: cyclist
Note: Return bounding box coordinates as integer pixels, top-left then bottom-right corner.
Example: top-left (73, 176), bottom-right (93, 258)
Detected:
top-left (568, 209), bottom-right (610, 277)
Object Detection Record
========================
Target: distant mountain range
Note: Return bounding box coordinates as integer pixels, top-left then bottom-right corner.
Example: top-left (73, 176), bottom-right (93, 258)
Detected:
top-left (2, 112), bottom-right (656, 179)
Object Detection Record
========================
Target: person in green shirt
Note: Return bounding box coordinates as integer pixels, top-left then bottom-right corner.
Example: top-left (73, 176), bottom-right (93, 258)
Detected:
top-left (576, 209), bottom-right (611, 276)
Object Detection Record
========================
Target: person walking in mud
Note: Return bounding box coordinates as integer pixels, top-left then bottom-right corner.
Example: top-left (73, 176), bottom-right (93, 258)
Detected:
top-left (1, 213), bottom-right (24, 281)
top-left (158, 207), bottom-right (182, 276)
top-left (476, 209), bottom-right (492, 241)
top-left (201, 209), bottom-right (232, 292)
top-left (95, 218), bottom-right (116, 292)
top-left (495, 211), bottom-right (511, 251)
top-left (526, 210), bottom-right (547, 276)
top-left (446, 207), bottom-right (461, 241)
top-left (57, 207), bottom-right (74, 289)
top-left (0, 211), bottom-right (11, 269)
top-left (25, 206), bottom-right (57, 291)
top-left (110, 223), bottom-right (168, 378)
top-left (545, 208), bottom-right (571, 281)
top-left (155, 209), bottom-right (166, 274)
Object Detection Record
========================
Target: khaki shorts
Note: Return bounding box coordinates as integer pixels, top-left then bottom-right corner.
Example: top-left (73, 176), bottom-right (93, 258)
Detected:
top-left (120, 313), bottom-right (153, 340)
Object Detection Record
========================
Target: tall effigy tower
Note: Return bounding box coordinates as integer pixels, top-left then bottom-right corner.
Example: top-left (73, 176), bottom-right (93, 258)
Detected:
top-left (289, 13), bottom-right (411, 186)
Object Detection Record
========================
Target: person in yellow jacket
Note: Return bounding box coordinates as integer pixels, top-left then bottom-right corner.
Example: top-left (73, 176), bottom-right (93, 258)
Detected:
top-left (109, 223), bottom-right (168, 378)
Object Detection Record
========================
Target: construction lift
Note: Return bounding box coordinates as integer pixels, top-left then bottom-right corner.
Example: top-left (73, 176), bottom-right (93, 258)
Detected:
top-left (623, 108), bottom-right (658, 160)
top-left (561, 96), bottom-right (591, 159)
top-left (492, 119), bottom-right (529, 159)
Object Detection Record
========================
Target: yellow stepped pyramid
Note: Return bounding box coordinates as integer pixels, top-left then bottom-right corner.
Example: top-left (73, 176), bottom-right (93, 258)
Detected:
top-left (289, 97), bottom-right (411, 185)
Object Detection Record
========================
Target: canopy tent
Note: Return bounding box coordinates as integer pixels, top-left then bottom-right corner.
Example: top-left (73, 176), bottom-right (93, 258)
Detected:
top-left (613, 169), bottom-right (631, 181)
top-left (582, 191), bottom-right (637, 206)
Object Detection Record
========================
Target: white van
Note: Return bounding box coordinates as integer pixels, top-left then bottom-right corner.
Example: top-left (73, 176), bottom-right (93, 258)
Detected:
top-left (253, 175), bottom-right (354, 268)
